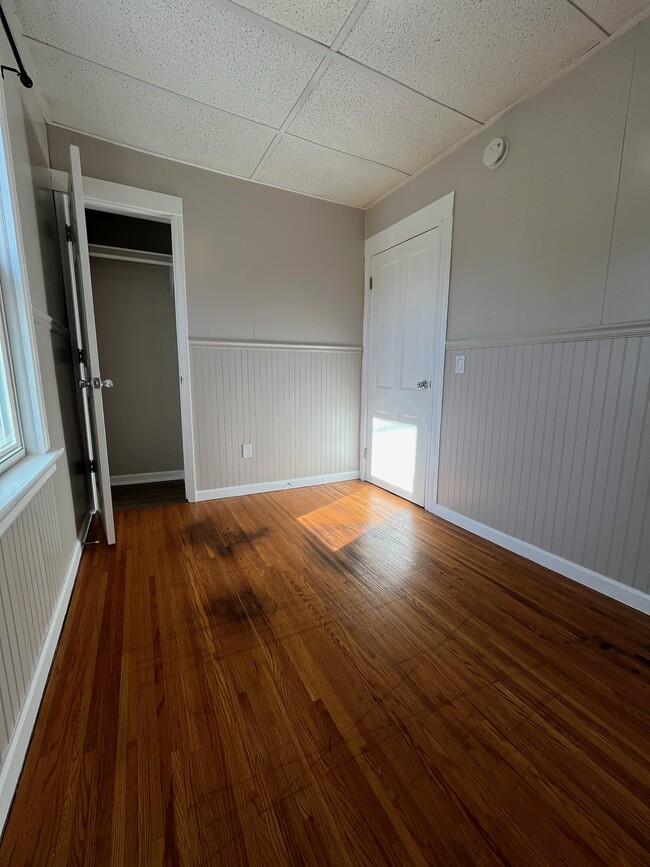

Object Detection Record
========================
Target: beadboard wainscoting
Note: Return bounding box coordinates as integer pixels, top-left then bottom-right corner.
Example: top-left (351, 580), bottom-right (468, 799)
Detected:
top-left (438, 328), bottom-right (650, 599)
top-left (0, 472), bottom-right (83, 829)
top-left (190, 341), bottom-right (362, 497)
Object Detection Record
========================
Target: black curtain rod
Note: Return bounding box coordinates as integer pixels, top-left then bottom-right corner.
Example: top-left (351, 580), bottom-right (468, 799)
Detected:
top-left (0, 4), bottom-right (32, 88)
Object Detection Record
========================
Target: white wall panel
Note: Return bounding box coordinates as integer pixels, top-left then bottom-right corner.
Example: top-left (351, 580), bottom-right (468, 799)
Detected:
top-left (0, 477), bottom-right (65, 763)
top-left (191, 344), bottom-right (361, 492)
top-left (438, 333), bottom-right (650, 593)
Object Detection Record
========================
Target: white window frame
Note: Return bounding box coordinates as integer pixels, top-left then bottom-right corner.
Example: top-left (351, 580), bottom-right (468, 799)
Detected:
top-left (0, 78), bottom-right (60, 535)
top-left (0, 283), bottom-right (24, 470)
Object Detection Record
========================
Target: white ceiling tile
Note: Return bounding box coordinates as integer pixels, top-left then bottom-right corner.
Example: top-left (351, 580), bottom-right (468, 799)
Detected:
top-left (289, 61), bottom-right (479, 173)
top-left (572, 1), bottom-right (650, 33)
top-left (14, 0), bottom-right (323, 127)
top-left (341, 0), bottom-right (603, 121)
top-left (234, 0), bottom-right (359, 45)
top-left (29, 42), bottom-right (275, 178)
top-left (256, 135), bottom-right (408, 206)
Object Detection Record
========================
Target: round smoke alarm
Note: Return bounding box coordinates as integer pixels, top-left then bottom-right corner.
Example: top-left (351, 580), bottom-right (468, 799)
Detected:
top-left (483, 137), bottom-right (508, 169)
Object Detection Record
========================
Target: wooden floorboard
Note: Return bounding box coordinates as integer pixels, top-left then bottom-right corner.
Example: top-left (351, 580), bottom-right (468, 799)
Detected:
top-left (111, 480), bottom-right (187, 511)
top-left (1, 480), bottom-right (649, 866)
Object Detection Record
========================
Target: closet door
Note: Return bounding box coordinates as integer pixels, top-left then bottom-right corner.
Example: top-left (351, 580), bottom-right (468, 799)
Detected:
top-left (67, 145), bottom-right (116, 545)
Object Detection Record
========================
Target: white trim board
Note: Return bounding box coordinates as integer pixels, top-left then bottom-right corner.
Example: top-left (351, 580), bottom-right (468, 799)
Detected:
top-left (50, 170), bottom-right (182, 216)
top-left (0, 538), bottom-right (83, 837)
top-left (52, 174), bottom-right (198, 505)
top-left (446, 319), bottom-right (650, 350)
top-left (364, 193), bottom-right (454, 257)
top-left (190, 339), bottom-right (362, 353)
top-left (0, 449), bottom-right (63, 538)
top-left (432, 505), bottom-right (650, 617)
top-left (110, 470), bottom-right (184, 486)
top-left (31, 305), bottom-right (71, 341)
top-left (196, 471), bottom-right (359, 501)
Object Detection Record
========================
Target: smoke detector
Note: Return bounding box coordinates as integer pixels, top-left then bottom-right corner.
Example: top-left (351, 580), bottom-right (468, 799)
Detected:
top-left (483, 137), bottom-right (508, 169)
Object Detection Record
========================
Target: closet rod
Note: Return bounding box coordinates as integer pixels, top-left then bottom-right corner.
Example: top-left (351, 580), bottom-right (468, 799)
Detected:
top-left (88, 243), bottom-right (173, 268)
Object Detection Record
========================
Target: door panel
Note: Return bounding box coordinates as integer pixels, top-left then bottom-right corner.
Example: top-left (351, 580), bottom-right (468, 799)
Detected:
top-left (68, 145), bottom-right (115, 545)
top-left (366, 229), bottom-right (440, 506)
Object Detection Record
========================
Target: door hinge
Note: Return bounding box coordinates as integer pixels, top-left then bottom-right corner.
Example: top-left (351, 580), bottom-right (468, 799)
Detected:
top-left (369, 277), bottom-right (373, 290)
top-left (65, 224), bottom-right (72, 243)
top-left (89, 459), bottom-right (96, 474)
top-left (77, 348), bottom-right (86, 365)
top-left (363, 447), bottom-right (367, 459)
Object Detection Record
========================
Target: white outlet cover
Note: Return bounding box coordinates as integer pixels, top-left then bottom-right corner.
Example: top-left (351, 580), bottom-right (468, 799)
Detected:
top-left (455, 355), bottom-right (466, 374)
top-left (242, 443), bottom-right (253, 458)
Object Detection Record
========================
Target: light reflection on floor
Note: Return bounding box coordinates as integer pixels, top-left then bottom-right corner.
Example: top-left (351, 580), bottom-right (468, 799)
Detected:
top-left (298, 488), bottom-right (407, 552)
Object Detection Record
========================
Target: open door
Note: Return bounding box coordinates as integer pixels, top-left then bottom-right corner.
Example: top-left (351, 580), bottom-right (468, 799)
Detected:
top-left (67, 145), bottom-right (115, 545)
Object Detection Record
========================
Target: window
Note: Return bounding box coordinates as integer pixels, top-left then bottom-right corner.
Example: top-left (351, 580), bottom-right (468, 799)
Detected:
top-left (0, 280), bottom-right (23, 471)
top-left (0, 79), bottom-right (51, 516)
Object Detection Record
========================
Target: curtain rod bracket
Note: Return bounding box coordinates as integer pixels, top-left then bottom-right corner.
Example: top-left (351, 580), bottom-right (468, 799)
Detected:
top-left (0, 5), bottom-right (33, 88)
top-left (1, 65), bottom-right (33, 87)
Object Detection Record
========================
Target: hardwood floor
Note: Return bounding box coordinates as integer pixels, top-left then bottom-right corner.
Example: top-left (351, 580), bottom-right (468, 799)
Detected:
top-left (111, 479), bottom-right (186, 510)
top-left (1, 481), bottom-right (649, 866)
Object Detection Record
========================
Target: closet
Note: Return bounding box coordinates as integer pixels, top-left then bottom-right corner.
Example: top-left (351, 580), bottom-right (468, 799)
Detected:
top-left (85, 209), bottom-right (185, 508)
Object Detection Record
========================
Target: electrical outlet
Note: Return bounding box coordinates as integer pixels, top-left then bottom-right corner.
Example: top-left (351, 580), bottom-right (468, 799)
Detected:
top-left (242, 443), bottom-right (253, 459)
top-left (455, 354), bottom-right (465, 374)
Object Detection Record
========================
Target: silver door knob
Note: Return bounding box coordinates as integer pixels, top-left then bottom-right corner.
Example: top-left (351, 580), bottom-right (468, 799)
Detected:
top-left (416, 380), bottom-right (429, 389)
top-left (90, 377), bottom-right (113, 389)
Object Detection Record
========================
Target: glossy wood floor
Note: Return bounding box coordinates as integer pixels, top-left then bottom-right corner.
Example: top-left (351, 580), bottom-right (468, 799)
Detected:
top-left (111, 480), bottom-right (186, 511)
top-left (1, 481), bottom-right (649, 866)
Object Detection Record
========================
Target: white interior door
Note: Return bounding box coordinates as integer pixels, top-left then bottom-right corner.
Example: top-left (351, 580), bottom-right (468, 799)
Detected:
top-left (366, 229), bottom-right (440, 506)
top-left (68, 145), bottom-right (115, 545)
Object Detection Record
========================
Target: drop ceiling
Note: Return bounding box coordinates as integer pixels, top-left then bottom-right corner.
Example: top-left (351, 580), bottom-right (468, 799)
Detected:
top-left (9, 0), bottom-right (649, 208)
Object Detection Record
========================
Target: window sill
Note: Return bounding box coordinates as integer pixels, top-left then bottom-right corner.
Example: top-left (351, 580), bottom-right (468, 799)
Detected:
top-left (0, 448), bottom-right (64, 537)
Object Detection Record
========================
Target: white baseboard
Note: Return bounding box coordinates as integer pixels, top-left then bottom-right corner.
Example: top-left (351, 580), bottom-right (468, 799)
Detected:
top-left (110, 470), bottom-right (184, 487)
top-left (431, 504), bottom-right (650, 617)
top-left (0, 539), bottom-right (83, 835)
top-left (196, 471), bottom-right (360, 501)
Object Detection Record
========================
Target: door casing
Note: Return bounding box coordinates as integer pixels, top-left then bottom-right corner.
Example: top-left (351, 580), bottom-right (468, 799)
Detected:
top-left (361, 192), bottom-right (454, 513)
top-left (51, 168), bottom-right (197, 504)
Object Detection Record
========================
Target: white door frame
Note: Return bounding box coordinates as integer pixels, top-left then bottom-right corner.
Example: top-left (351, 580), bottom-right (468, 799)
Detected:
top-left (51, 169), bottom-right (197, 502)
top-left (361, 192), bottom-right (454, 513)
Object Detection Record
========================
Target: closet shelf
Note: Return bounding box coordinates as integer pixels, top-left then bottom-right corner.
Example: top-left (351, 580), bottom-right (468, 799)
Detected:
top-left (88, 243), bottom-right (172, 268)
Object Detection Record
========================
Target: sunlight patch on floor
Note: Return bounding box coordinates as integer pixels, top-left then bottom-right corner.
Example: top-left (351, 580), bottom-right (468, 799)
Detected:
top-left (298, 488), bottom-right (407, 551)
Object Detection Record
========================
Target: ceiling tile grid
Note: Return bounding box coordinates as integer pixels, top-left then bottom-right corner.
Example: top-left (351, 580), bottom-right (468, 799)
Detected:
top-left (29, 42), bottom-right (276, 178)
top-left (340, 0), bottom-right (604, 121)
top-left (256, 135), bottom-right (408, 206)
top-left (10, 0), bottom-right (649, 206)
top-left (15, 0), bottom-right (324, 127)
top-left (571, 0), bottom-right (650, 33)
top-left (234, 0), bottom-right (360, 45)
top-left (288, 60), bottom-right (479, 173)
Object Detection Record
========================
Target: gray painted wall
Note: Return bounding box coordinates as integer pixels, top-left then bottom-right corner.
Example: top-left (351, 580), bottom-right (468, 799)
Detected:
top-left (0, 26), bottom-right (89, 792)
top-left (367, 22), bottom-right (650, 340)
top-left (46, 124), bottom-right (366, 494)
top-left (47, 127), bottom-right (366, 346)
top-left (91, 258), bottom-right (183, 477)
top-left (368, 20), bottom-right (650, 596)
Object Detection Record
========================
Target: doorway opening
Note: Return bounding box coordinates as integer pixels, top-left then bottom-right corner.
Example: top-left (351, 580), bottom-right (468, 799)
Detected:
top-left (53, 146), bottom-right (195, 544)
top-left (85, 209), bottom-right (185, 510)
